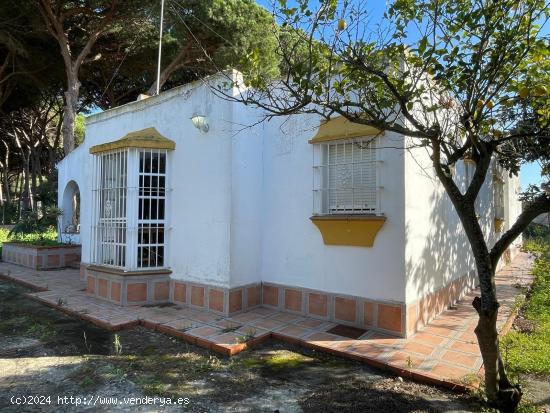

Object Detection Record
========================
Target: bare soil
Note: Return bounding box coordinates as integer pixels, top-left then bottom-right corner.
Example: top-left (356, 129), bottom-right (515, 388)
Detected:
top-left (0, 281), bottom-right (482, 412)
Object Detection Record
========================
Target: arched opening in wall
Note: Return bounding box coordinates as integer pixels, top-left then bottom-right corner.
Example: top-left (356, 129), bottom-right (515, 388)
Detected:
top-left (62, 180), bottom-right (80, 234)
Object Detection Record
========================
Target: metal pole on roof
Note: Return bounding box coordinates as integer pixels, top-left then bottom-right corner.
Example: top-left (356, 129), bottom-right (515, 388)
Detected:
top-left (156, 0), bottom-right (165, 96)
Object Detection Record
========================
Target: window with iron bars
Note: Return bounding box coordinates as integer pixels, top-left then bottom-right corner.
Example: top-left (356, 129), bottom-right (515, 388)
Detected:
top-left (313, 137), bottom-right (380, 215)
top-left (91, 148), bottom-right (168, 270)
top-left (138, 150), bottom-right (166, 268)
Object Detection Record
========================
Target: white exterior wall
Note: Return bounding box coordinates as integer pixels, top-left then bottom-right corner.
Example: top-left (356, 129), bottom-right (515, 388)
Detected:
top-left (58, 72), bottom-right (522, 306)
top-left (228, 105), bottom-right (264, 287)
top-left (404, 145), bottom-right (523, 304)
top-left (59, 82), bottom-right (237, 288)
top-left (57, 146), bottom-right (88, 248)
top-left (504, 173), bottom-right (523, 260)
top-left (58, 77), bottom-right (408, 302)
top-left (259, 116), bottom-right (407, 302)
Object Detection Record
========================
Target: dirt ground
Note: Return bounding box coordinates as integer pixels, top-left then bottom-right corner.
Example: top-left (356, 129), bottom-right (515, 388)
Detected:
top-left (0, 281), bottom-right (483, 413)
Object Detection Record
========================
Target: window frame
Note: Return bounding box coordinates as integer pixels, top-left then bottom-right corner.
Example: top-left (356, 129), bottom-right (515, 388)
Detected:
top-left (313, 136), bottom-right (381, 216)
top-left (91, 148), bottom-right (129, 268)
top-left (91, 147), bottom-right (169, 271)
top-left (137, 149), bottom-right (168, 269)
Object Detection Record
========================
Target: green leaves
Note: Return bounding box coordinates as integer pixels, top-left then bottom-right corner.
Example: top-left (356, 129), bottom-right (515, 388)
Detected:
top-left (418, 36), bottom-right (428, 55)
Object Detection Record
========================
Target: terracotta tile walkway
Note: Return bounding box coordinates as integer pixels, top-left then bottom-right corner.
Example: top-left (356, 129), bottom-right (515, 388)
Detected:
top-left (0, 252), bottom-right (534, 391)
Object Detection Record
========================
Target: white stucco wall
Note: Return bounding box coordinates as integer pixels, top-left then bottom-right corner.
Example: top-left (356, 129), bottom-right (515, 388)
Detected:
top-left (57, 145), bottom-right (88, 249)
top-left (404, 145), bottom-right (523, 304)
top-left (228, 104), bottom-right (264, 287)
top-left (504, 173), bottom-right (523, 259)
top-left (258, 116), bottom-right (408, 302)
top-left (58, 77), bottom-right (409, 302)
top-left (58, 72), bottom-right (522, 306)
top-left (58, 80), bottom-right (237, 287)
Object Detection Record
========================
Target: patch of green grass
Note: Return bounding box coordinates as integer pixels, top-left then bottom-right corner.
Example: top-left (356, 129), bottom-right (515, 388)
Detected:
top-left (26, 321), bottom-right (56, 341)
top-left (137, 376), bottom-right (169, 396)
top-left (80, 377), bottom-right (95, 388)
top-left (265, 353), bottom-right (310, 371)
top-left (501, 323), bottom-right (550, 375)
top-left (0, 228), bottom-right (9, 245)
top-left (501, 238), bottom-right (550, 376)
top-left (100, 363), bottom-right (126, 381)
top-left (240, 351), bottom-right (313, 372)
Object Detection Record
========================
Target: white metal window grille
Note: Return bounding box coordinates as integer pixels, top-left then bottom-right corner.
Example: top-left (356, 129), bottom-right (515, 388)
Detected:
top-left (91, 148), bottom-right (168, 270)
top-left (137, 150), bottom-right (167, 268)
top-left (313, 138), bottom-right (380, 215)
top-left (91, 149), bottom-right (128, 268)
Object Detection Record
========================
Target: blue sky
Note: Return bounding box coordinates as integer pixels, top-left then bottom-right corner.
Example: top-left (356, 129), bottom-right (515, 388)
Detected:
top-left (521, 163), bottom-right (544, 190)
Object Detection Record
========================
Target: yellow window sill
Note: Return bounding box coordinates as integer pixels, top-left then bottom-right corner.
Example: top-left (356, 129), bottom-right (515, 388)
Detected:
top-left (310, 215), bottom-right (386, 247)
top-left (494, 218), bottom-right (505, 233)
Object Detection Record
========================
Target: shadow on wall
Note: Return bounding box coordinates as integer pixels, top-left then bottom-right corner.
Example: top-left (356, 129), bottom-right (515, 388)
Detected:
top-left (404, 164), bottom-right (500, 332)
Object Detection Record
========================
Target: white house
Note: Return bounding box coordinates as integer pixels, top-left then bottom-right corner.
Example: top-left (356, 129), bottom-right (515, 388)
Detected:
top-left (57, 72), bottom-right (522, 337)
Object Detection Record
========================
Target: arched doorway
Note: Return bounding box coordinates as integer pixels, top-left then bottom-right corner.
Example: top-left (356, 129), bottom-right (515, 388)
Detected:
top-left (61, 180), bottom-right (80, 234)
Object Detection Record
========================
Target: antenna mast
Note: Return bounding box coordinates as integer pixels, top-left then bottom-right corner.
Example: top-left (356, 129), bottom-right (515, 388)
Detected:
top-left (156, 0), bottom-right (165, 95)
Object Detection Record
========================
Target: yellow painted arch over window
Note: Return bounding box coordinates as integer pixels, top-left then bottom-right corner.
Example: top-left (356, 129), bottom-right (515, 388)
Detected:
top-left (89, 127), bottom-right (176, 154)
top-left (308, 116), bottom-right (382, 144)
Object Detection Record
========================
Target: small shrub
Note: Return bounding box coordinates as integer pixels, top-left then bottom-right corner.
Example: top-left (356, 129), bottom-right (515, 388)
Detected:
top-left (9, 207), bottom-right (60, 236)
top-left (236, 329), bottom-right (257, 343)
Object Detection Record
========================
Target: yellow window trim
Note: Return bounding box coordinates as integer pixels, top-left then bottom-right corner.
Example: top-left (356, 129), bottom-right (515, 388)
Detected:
top-left (310, 215), bottom-right (386, 247)
top-left (89, 127), bottom-right (176, 154)
top-left (308, 116), bottom-right (383, 144)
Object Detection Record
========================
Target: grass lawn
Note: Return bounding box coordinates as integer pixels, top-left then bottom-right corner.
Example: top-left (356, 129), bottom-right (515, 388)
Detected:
top-left (502, 237), bottom-right (550, 376)
top-left (499, 234), bottom-right (550, 413)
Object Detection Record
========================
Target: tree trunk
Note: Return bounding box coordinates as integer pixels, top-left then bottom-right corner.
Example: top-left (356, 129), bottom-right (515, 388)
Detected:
top-left (20, 154), bottom-right (33, 214)
top-left (437, 161), bottom-right (523, 412)
top-left (0, 168), bottom-right (4, 207)
top-left (473, 276), bottom-right (522, 413)
top-left (14, 173), bottom-right (21, 204)
top-left (31, 150), bottom-right (38, 200)
top-left (63, 72), bottom-right (79, 155)
top-left (146, 43), bottom-right (195, 95)
top-left (2, 143), bottom-right (11, 204)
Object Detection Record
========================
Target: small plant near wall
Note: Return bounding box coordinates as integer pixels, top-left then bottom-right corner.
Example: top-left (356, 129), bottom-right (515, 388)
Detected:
top-left (236, 329), bottom-right (257, 344)
top-left (113, 334), bottom-right (123, 356)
